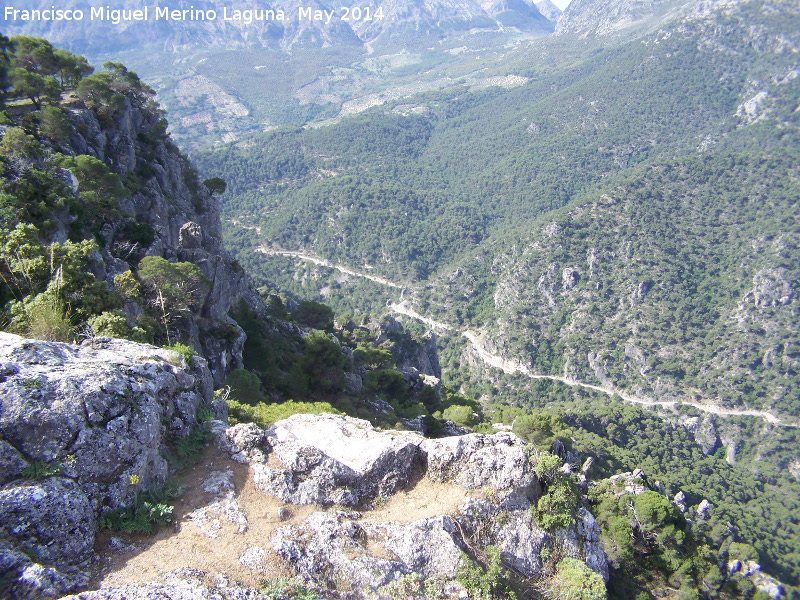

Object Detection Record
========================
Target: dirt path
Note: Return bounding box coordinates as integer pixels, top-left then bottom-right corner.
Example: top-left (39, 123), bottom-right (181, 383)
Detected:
top-left (256, 246), bottom-right (404, 289)
top-left (254, 249), bottom-right (791, 427)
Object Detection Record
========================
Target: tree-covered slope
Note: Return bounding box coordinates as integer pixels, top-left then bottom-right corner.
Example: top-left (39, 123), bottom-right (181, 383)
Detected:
top-left (199, 0), bottom-right (800, 415)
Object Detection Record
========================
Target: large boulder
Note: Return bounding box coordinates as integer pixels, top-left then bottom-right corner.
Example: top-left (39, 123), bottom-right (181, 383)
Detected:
top-left (251, 414), bottom-right (423, 506)
top-left (421, 432), bottom-right (540, 505)
top-left (0, 333), bottom-right (217, 597)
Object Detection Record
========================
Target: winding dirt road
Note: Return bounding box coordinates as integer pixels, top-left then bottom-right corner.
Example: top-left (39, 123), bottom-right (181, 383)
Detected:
top-left (255, 248), bottom-right (792, 427)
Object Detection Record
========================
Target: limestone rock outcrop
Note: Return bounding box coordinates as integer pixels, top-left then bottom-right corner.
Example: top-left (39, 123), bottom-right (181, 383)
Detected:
top-left (44, 91), bottom-right (266, 387)
top-left (212, 413), bottom-right (608, 596)
top-left (0, 333), bottom-right (217, 598)
top-left (251, 414), bottom-right (423, 506)
top-left (421, 432), bottom-right (540, 506)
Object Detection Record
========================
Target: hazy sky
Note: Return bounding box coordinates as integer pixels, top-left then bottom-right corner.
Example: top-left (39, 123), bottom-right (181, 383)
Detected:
top-left (551, 0), bottom-right (572, 10)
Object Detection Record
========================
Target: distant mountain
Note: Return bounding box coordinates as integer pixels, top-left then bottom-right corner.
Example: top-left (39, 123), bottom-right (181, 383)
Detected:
top-left (2, 0), bottom-right (551, 55)
top-left (535, 0), bottom-right (564, 23)
top-left (555, 0), bottom-right (692, 37)
top-left (2, 0), bottom-right (553, 147)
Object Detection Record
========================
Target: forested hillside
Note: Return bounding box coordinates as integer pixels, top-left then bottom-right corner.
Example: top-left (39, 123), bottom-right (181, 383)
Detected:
top-left (198, 0), bottom-right (800, 417)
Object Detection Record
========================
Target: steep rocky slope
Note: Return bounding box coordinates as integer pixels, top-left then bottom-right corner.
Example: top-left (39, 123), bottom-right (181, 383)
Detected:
top-left (1, 58), bottom-right (266, 386)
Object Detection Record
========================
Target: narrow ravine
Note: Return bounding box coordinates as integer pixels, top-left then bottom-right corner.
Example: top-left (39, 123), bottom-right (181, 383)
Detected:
top-left (254, 248), bottom-right (792, 427)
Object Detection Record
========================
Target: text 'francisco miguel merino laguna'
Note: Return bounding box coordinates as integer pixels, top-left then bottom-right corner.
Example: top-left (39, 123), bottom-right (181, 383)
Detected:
top-left (4, 5), bottom-right (386, 24)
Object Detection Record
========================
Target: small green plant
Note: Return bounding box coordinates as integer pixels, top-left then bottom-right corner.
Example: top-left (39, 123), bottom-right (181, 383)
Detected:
top-left (168, 421), bottom-right (214, 470)
top-left (21, 459), bottom-right (62, 479)
top-left (197, 406), bottom-right (215, 422)
top-left (456, 546), bottom-right (516, 600)
top-left (164, 342), bottom-right (196, 364)
top-left (260, 577), bottom-right (321, 599)
top-left (99, 476), bottom-right (175, 534)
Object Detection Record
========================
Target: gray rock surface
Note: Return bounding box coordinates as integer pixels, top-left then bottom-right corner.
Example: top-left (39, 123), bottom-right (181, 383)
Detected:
top-left (421, 432), bottom-right (540, 505)
top-left (0, 478), bottom-right (95, 569)
top-left (273, 511), bottom-right (405, 593)
top-left (0, 333), bottom-right (216, 597)
top-left (0, 439), bottom-right (28, 486)
top-left (457, 497), bottom-right (548, 576)
top-left (381, 516), bottom-right (465, 578)
top-left (58, 567), bottom-right (273, 599)
top-left (272, 511), bottom-right (465, 596)
top-left (251, 414), bottom-right (423, 506)
top-left (455, 499), bottom-right (609, 583)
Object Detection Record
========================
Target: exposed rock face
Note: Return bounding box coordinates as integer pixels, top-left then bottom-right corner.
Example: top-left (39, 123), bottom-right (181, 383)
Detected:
top-left (0, 333), bottom-right (217, 598)
top-left (421, 432), bottom-right (540, 506)
top-left (371, 315), bottom-right (441, 379)
top-left (251, 414), bottom-right (423, 506)
top-left (211, 414), bottom-right (608, 596)
top-left (273, 511), bottom-right (466, 594)
top-left (273, 511), bottom-right (407, 592)
top-left (50, 92), bottom-right (266, 387)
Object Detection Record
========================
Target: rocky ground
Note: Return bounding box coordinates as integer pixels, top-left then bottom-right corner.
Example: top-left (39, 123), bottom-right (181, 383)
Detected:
top-left (0, 324), bottom-right (608, 599)
top-left (56, 413), bottom-right (607, 600)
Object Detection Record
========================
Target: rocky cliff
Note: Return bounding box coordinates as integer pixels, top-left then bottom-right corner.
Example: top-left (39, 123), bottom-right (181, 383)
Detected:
top-left (2, 66), bottom-right (266, 386)
top-left (44, 410), bottom-right (607, 599)
top-left (0, 326), bottom-right (608, 599)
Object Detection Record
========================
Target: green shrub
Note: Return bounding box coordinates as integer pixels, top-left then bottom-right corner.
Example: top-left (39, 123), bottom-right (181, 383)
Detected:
top-left (353, 345), bottom-right (395, 369)
top-left (290, 331), bottom-right (346, 395)
top-left (164, 342), bottom-right (195, 364)
top-left (363, 368), bottom-right (408, 402)
top-left (456, 546), bottom-right (516, 600)
top-left (534, 478), bottom-right (579, 530)
top-left (88, 310), bottom-right (150, 343)
top-left (552, 558), bottom-right (607, 600)
top-left (226, 368), bottom-right (265, 405)
top-left (513, 412), bottom-right (571, 449)
top-left (38, 106), bottom-right (71, 146)
top-left (530, 450), bottom-right (579, 530)
top-left (169, 421), bottom-right (214, 469)
top-left (291, 300), bottom-right (334, 330)
top-left (20, 293), bottom-right (74, 342)
top-left (113, 271), bottom-right (141, 300)
top-left (442, 404), bottom-right (477, 427)
top-left (227, 398), bottom-right (340, 429)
